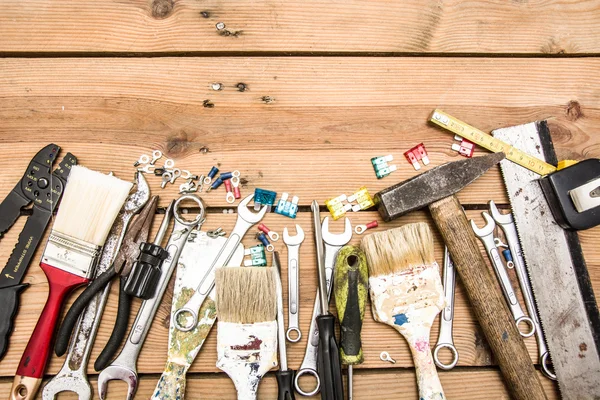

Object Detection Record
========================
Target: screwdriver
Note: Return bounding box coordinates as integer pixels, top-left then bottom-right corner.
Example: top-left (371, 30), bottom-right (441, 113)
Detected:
top-left (333, 246), bottom-right (368, 400)
top-left (272, 251), bottom-right (296, 400)
top-left (312, 200), bottom-right (344, 400)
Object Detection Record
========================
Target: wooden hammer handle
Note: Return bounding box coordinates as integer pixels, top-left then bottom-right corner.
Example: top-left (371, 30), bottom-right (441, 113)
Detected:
top-left (429, 195), bottom-right (547, 400)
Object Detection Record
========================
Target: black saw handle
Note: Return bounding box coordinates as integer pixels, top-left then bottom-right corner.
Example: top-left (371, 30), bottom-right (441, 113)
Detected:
top-left (55, 266), bottom-right (116, 356)
top-left (316, 314), bottom-right (344, 400)
top-left (0, 284), bottom-right (29, 359)
top-left (276, 369), bottom-right (296, 400)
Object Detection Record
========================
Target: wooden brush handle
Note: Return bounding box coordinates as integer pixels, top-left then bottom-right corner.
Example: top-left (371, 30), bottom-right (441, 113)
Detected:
top-left (404, 333), bottom-right (445, 400)
top-left (429, 195), bottom-right (547, 400)
top-left (152, 361), bottom-right (188, 400)
top-left (11, 263), bottom-right (89, 400)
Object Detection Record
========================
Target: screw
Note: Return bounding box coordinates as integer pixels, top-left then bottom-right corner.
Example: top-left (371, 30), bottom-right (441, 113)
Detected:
top-left (216, 22), bottom-right (226, 30)
top-left (236, 83), bottom-right (247, 92)
top-left (212, 83), bottom-right (223, 91)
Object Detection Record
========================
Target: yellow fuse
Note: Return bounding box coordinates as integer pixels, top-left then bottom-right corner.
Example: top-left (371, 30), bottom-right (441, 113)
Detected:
top-left (326, 194), bottom-right (349, 220)
top-left (348, 187), bottom-right (375, 211)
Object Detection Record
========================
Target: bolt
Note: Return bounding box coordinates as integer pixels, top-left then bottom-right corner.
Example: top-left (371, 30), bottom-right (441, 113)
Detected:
top-left (212, 83), bottom-right (223, 91)
top-left (236, 83), bottom-right (247, 92)
top-left (216, 22), bottom-right (226, 30)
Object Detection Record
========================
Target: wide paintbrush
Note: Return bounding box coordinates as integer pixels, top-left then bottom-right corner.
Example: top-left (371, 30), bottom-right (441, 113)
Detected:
top-left (10, 165), bottom-right (132, 400)
top-left (215, 267), bottom-right (278, 400)
top-left (361, 222), bottom-right (446, 400)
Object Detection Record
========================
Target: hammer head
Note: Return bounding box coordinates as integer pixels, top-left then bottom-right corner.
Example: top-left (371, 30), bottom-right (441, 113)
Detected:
top-left (375, 152), bottom-right (505, 221)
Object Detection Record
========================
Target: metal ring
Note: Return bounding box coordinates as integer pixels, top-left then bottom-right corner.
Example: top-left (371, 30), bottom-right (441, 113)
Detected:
top-left (138, 154), bottom-right (150, 164)
top-left (355, 225), bottom-right (367, 235)
top-left (226, 192), bottom-right (235, 204)
top-left (231, 176), bottom-right (240, 186)
top-left (267, 231), bottom-right (279, 242)
top-left (164, 159), bottom-right (175, 169)
top-left (516, 316), bottom-right (536, 338)
top-left (232, 170), bottom-right (240, 177)
top-left (203, 176), bottom-right (212, 185)
top-left (266, 244), bottom-right (274, 252)
top-left (174, 195), bottom-right (205, 227)
top-left (294, 368), bottom-right (320, 397)
top-left (286, 327), bottom-right (302, 343)
top-left (173, 307), bottom-right (197, 332)
top-left (433, 343), bottom-right (459, 370)
top-left (540, 351), bottom-right (557, 381)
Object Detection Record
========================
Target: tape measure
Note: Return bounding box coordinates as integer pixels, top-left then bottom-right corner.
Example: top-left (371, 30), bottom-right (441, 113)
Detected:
top-left (430, 110), bottom-right (557, 176)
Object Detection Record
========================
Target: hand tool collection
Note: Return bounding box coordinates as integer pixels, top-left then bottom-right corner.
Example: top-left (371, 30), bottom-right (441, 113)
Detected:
top-left (1, 108), bottom-right (598, 400)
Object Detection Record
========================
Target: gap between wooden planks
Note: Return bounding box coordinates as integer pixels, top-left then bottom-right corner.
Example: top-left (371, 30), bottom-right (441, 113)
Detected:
top-left (0, 0), bottom-right (598, 54)
top-left (0, 209), bottom-right (596, 379)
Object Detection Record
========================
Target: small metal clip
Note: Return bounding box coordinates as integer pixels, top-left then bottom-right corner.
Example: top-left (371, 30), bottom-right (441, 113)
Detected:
top-left (150, 150), bottom-right (163, 165)
top-left (380, 351), bottom-right (396, 364)
top-left (134, 154), bottom-right (150, 167)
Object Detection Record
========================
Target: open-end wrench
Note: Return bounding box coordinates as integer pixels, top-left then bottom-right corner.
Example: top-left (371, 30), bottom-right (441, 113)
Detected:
top-left (489, 201), bottom-right (556, 380)
top-left (172, 194), bottom-right (268, 332)
top-left (283, 224), bottom-right (305, 343)
top-left (433, 246), bottom-right (459, 370)
top-left (471, 212), bottom-right (535, 338)
top-left (42, 173), bottom-right (150, 400)
top-left (295, 217), bottom-right (351, 397)
top-left (98, 195), bottom-right (205, 400)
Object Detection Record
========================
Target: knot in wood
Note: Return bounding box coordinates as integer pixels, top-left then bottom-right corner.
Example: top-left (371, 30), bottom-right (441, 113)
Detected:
top-left (151, 0), bottom-right (174, 19)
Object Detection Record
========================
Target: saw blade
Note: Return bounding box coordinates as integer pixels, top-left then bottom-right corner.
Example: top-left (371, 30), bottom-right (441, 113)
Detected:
top-left (493, 121), bottom-right (600, 399)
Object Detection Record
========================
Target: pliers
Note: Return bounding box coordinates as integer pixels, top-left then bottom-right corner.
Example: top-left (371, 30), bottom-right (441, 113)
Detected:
top-left (55, 195), bottom-right (160, 371)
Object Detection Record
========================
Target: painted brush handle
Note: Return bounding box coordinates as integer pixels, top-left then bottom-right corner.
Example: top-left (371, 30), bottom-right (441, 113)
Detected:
top-left (152, 361), bottom-right (188, 400)
top-left (404, 332), bottom-right (445, 400)
top-left (11, 263), bottom-right (89, 400)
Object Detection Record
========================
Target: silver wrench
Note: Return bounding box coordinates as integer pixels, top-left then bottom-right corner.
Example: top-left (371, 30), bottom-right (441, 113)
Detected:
top-left (294, 216), bottom-right (351, 397)
top-left (42, 173), bottom-right (150, 400)
top-left (172, 194), bottom-right (267, 332)
top-left (489, 201), bottom-right (556, 380)
top-left (433, 246), bottom-right (459, 370)
top-left (283, 224), bottom-right (305, 343)
top-left (471, 212), bottom-right (535, 338)
top-left (98, 195), bottom-right (205, 400)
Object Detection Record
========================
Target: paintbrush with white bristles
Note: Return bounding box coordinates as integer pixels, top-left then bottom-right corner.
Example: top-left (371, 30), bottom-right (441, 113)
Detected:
top-left (215, 267), bottom-right (278, 400)
top-left (361, 222), bottom-right (446, 400)
top-left (10, 165), bottom-right (132, 400)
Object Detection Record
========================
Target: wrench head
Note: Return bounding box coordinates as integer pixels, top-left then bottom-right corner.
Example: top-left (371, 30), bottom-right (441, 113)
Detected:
top-left (42, 372), bottom-right (92, 400)
top-left (123, 172), bottom-right (151, 214)
top-left (489, 200), bottom-right (513, 225)
top-left (283, 224), bottom-right (305, 245)
top-left (321, 217), bottom-right (352, 246)
top-left (470, 212), bottom-right (496, 237)
top-left (237, 194), bottom-right (268, 224)
top-left (97, 365), bottom-right (138, 400)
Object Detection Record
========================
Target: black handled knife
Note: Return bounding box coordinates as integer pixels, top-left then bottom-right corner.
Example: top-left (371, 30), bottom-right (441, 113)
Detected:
top-left (0, 145), bottom-right (77, 359)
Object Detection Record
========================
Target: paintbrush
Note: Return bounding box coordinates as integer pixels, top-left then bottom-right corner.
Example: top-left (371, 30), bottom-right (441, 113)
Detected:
top-left (10, 165), bottom-right (132, 400)
top-left (215, 267), bottom-right (278, 400)
top-left (361, 222), bottom-right (446, 400)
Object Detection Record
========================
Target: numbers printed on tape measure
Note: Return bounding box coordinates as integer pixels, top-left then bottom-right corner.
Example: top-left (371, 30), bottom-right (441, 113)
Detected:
top-left (430, 110), bottom-right (557, 176)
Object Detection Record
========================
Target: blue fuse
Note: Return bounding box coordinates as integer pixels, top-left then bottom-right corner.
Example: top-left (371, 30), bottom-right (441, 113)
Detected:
top-left (502, 249), bottom-right (515, 269)
top-left (254, 188), bottom-right (277, 212)
top-left (287, 196), bottom-right (299, 218)
top-left (203, 166), bottom-right (219, 185)
top-left (256, 232), bottom-right (274, 252)
top-left (275, 193), bottom-right (289, 214)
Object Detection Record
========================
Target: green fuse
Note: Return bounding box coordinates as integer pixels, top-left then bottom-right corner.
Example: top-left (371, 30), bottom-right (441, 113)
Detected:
top-left (371, 155), bottom-right (397, 179)
top-left (244, 257), bottom-right (267, 266)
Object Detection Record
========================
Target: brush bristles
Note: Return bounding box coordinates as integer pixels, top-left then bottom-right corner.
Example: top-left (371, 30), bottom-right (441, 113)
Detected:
top-left (361, 222), bottom-right (435, 276)
top-left (52, 166), bottom-right (133, 246)
top-left (216, 267), bottom-right (277, 324)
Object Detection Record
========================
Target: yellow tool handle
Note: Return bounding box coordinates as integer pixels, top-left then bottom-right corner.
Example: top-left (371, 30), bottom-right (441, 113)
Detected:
top-left (430, 110), bottom-right (556, 176)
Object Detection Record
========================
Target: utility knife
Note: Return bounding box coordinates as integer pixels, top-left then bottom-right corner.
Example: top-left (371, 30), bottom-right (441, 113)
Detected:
top-left (0, 144), bottom-right (77, 359)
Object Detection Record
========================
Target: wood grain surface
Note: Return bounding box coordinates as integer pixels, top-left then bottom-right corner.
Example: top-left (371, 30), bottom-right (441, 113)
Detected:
top-left (0, 0), bottom-right (599, 54)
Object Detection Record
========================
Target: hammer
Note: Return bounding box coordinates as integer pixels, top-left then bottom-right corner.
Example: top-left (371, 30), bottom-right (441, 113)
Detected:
top-left (375, 152), bottom-right (547, 400)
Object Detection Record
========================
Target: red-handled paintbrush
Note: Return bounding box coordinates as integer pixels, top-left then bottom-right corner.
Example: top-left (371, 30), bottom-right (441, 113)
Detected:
top-left (10, 166), bottom-right (132, 400)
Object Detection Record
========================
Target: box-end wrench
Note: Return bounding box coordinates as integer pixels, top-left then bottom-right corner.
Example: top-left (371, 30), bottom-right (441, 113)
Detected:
top-left (42, 173), bottom-right (150, 400)
top-left (433, 246), bottom-right (459, 370)
top-left (283, 224), bottom-right (305, 343)
top-left (172, 194), bottom-right (267, 332)
top-left (294, 217), bottom-right (351, 397)
top-left (97, 195), bottom-right (205, 400)
top-left (471, 212), bottom-right (535, 338)
top-left (489, 201), bottom-right (556, 380)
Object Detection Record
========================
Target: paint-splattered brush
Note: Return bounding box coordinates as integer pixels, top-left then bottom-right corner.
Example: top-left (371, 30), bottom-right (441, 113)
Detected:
top-left (361, 222), bottom-right (446, 400)
top-left (215, 267), bottom-right (278, 400)
top-left (10, 165), bottom-right (132, 400)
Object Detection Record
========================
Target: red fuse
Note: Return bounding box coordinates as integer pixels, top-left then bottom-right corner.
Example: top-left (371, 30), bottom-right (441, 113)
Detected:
top-left (404, 143), bottom-right (430, 170)
top-left (451, 135), bottom-right (475, 158)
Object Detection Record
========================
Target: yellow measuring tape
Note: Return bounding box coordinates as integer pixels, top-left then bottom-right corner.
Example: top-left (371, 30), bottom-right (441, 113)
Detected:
top-left (430, 110), bottom-right (557, 176)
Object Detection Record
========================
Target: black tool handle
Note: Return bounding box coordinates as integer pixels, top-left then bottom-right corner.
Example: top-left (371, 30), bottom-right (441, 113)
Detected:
top-left (94, 276), bottom-right (131, 371)
top-left (339, 269), bottom-right (364, 363)
top-left (55, 267), bottom-right (116, 356)
top-left (316, 314), bottom-right (344, 400)
top-left (0, 283), bottom-right (29, 359)
top-left (276, 369), bottom-right (296, 400)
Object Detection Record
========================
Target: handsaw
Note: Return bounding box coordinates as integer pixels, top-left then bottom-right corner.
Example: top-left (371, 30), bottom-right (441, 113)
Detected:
top-left (0, 145), bottom-right (77, 359)
top-left (493, 121), bottom-right (600, 399)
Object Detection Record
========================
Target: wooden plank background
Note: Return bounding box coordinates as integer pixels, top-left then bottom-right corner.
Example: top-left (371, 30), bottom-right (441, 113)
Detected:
top-left (0, 1), bottom-right (599, 399)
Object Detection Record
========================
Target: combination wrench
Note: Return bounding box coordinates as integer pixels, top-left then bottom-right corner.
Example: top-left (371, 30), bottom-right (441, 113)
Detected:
top-left (97, 195), bottom-right (205, 400)
top-left (294, 217), bottom-right (351, 397)
top-left (471, 212), bottom-right (535, 338)
top-left (42, 173), bottom-right (150, 400)
top-left (489, 201), bottom-right (556, 380)
top-left (433, 246), bottom-right (459, 370)
top-left (283, 224), bottom-right (305, 343)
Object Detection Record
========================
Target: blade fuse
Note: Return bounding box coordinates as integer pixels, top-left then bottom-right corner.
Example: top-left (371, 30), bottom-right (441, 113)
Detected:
top-left (451, 135), bottom-right (475, 158)
top-left (275, 193), bottom-right (299, 218)
top-left (371, 155), bottom-right (397, 179)
top-left (326, 194), bottom-right (352, 220)
top-left (404, 143), bottom-right (430, 170)
top-left (347, 187), bottom-right (375, 212)
top-left (254, 188), bottom-right (277, 212)
top-left (244, 244), bottom-right (267, 266)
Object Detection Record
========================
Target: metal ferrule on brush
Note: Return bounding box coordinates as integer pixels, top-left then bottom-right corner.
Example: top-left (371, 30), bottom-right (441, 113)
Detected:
top-left (42, 231), bottom-right (102, 279)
